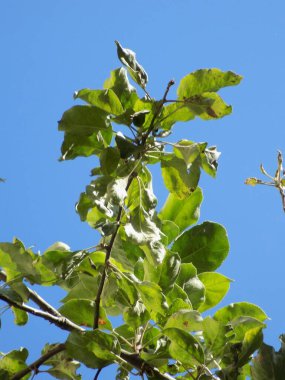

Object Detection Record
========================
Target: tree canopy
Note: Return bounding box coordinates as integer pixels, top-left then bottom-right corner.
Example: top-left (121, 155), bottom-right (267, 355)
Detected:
top-left (0, 41), bottom-right (283, 380)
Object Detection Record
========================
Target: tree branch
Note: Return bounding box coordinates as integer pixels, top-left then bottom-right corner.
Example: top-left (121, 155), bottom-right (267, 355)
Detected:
top-left (93, 176), bottom-right (134, 329)
top-left (0, 270), bottom-right (62, 317)
top-left (11, 343), bottom-right (66, 380)
top-left (0, 293), bottom-right (84, 332)
top-left (121, 350), bottom-right (176, 380)
top-left (141, 79), bottom-right (175, 145)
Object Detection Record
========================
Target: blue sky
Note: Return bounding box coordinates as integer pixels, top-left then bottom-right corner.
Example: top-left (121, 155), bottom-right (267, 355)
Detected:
top-left (1, 1), bottom-right (285, 378)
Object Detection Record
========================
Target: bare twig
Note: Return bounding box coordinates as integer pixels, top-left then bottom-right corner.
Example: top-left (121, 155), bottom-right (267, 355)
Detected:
top-left (245, 150), bottom-right (285, 212)
top-left (11, 343), bottom-right (66, 380)
top-left (93, 367), bottom-right (103, 380)
top-left (141, 80), bottom-right (175, 145)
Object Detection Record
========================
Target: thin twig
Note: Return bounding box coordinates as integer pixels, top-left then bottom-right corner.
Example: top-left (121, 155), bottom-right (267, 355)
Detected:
top-left (94, 367), bottom-right (103, 380)
top-left (93, 175), bottom-right (134, 329)
top-left (141, 80), bottom-right (175, 145)
top-left (11, 343), bottom-right (66, 380)
top-left (120, 350), bottom-right (176, 380)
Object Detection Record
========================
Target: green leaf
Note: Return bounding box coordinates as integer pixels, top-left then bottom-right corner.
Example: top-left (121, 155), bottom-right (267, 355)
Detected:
top-left (124, 206), bottom-right (165, 265)
top-left (173, 140), bottom-right (206, 166)
top-left (230, 317), bottom-right (266, 345)
top-left (0, 348), bottom-right (29, 380)
top-left (160, 102), bottom-right (195, 130)
top-left (41, 344), bottom-right (81, 380)
top-left (251, 336), bottom-right (285, 380)
top-left (58, 105), bottom-right (110, 136)
top-left (214, 302), bottom-right (268, 324)
top-left (202, 316), bottom-right (230, 358)
top-left (115, 40), bottom-right (148, 89)
top-left (172, 222), bottom-right (230, 273)
top-left (11, 307), bottom-right (28, 326)
top-left (115, 133), bottom-right (139, 159)
top-left (161, 156), bottom-right (193, 199)
top-left (198, 272), bottom-right (232, 313)
top-left (176, 263), bottom-right (205, 309)
top-left (201, 146), bottom-right (221, 177)
top-left (0, 241), bottom-right (41, 284)
top-left (177, 68), bottom-right (242, 99)
top-left (164, 328), bottom-right (204, 366)
top-left (159, 187), bottom-right (202, 234)
top-left (100, 147), bottom-right (120, 175)
top-left (238, 327), bottom-right (263, 367)
top-left (164, 309), bottom-right (203, 332)
top-left (60, 127), bottom-right (113, 160)
top-left (159, 220), bottom-right (180, 245)
top-left (136, 281), bottom-right (168, 316)
top-left (134, 258), bottom-right (144, 281)
top-left (59, 300), bottom-right (113, 329)
top-left (185, 92), bottom-right (232, 120)
top-left (61, 273), bottom-right (99, 302)
top-left (66, 330), bottom-right (120, 369)
top-left (123, 301), bottom-right (150, 329)
top-left (166, 283), bottom-right (191, 306)
top-left (158, 251), bottom-right (181, 291)
top-left (74, 88), bottom-right (123, 115)
top-left (126, 166), bottom-right (157, 212)
top-left (104, 67), bottom-right (138, 109)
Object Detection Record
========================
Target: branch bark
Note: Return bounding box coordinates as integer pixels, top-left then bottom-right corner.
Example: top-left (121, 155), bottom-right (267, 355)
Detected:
top-left (0, 293), bottom-right (84, 332)
top-left (11, 344), bottom-right (66, 380)
top-left (0, 270), bottom-right (62, 317)
top-left (121, 350), bottom-right (176, 380)
top-left (141, 79), bottom-right (175, 145)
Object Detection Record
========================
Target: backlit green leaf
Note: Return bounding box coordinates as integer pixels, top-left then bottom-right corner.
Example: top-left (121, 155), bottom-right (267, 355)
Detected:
top-left (161, 156), bottom-right (193, 199)
top-left (0, 348), bottom-right (29, 380)
top-left (11, 307), bottom-right (28, 326)
top-left (159, 220), bottom-right (180, 245)
top-left (158, 251), bottom-right (181, 291)
top-left (58, 105), bottom-right (110, 136)
top-left (198, 272), bottom-right (232, 313)
top-left (164, 327), bottom-right (204, 366)
top-left (123, 301), bottom-right (150, 329)
top-left (164, 309), bottom-right (203, 332)
top-left (74, 88), bottom-right (123, 115)
top-left (66, 330), bottom-right (120, 369)
top-left (172, 222), bottom-right (229, 273)
top-left (238, 327), bottom-right (263, 367)
top-left (41, 344), bottom-right (81, 380)
top-left (185, 92), bottom-right (232, 120)
top-left (104, 67), bottom-right (138, 109)
top-left (159, 187), bottom-right (202, 234)
top-left (177, 69), bottom-right (242, 99)
top-left (160, 102), bottom-right (195, 130)
top-left (176, 263), bottom-right (205, 310)
top-left (202, 316), bottom-right (230, 358)
top-left (214, 302), bottom-right (268, 324)
top-left (136, 282), bottom-right (168, 316)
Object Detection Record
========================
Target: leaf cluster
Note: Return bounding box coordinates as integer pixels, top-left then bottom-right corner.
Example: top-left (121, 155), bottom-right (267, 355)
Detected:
top-left (0, 41), bottom-right (269, 380)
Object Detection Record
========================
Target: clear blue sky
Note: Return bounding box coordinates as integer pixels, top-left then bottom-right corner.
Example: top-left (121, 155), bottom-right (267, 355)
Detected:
top-left (1, 1), bottom-right (285, 378)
